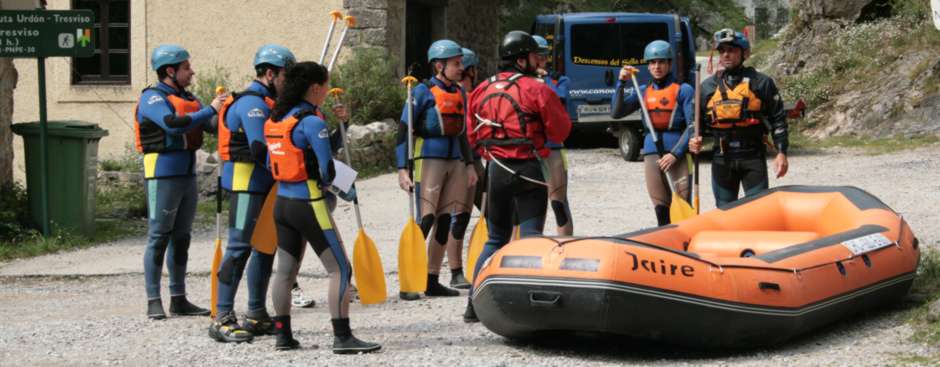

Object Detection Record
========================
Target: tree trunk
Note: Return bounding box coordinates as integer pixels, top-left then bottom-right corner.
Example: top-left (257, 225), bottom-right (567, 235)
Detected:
top-left (0, 1), bottom-right (18, 186)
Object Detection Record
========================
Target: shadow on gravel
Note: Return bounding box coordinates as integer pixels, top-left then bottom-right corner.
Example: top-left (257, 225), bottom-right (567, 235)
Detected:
top-left (494, 300), bottom-right (920, 363)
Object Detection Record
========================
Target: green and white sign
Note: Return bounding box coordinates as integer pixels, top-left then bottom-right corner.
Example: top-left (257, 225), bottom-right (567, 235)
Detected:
top-left (0, 10), bottom-right (95, 58)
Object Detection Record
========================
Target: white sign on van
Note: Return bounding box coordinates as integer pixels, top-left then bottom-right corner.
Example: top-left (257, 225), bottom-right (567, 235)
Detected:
top-left (932, 0), bottom-right (940, 30)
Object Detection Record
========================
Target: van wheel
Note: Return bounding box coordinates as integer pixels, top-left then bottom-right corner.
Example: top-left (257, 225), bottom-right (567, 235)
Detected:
top-left (618, 129), bottom-right (641, 161)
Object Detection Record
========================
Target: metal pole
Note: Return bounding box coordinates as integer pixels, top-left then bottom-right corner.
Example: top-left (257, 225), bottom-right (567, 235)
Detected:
top-left (37, 56), bottom-right (49, 236)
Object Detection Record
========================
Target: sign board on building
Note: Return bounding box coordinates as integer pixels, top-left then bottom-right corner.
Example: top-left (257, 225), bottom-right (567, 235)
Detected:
top-left (0, 10), bottom-right (94, 57)
top-left (932, 0), bottom-right (940, 30)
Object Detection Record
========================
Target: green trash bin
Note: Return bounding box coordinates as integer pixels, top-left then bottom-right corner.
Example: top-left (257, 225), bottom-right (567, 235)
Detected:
top-left (12, 121), bottom-right (109, 237)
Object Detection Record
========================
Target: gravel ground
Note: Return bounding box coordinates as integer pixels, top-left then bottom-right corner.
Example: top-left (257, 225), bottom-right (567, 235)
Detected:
top-left (1, 145), bottom-right (938, 366)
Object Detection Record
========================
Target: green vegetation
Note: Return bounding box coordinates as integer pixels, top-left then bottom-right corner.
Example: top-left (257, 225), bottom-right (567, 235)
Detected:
top-left (329, 47), bottom-right (406, 126)
top-left (789, 132), bottom-right (939, 154)
top-left (190, 65), bottom-right (250, 154)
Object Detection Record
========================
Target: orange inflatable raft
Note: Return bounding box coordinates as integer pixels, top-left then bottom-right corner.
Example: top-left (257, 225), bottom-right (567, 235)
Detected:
top-left (471, 186), bottom-right (919, 348)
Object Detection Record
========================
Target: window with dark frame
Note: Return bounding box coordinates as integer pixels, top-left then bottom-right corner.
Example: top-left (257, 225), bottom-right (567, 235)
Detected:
top-left (71, 0), bottom-right (130, 85)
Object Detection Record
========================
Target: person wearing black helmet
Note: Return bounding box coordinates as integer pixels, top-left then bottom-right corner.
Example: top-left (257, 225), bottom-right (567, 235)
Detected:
top-left (689, 29), bottom-right (789, 206)
top-left (463, 31), bottom-right (572, 322)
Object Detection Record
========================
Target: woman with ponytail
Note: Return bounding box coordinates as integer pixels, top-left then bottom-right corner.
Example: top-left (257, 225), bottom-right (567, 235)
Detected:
top-left (263, 61), bottom-right (381, 354)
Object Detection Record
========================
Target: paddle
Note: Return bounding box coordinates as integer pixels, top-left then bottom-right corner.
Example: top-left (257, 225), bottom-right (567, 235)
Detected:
top-left (398, 76), bottom-right (428, 293)
top-left (629, 73), bottom-right (695, 223)
top-left (210, 86), bottom-right (227, 318)
top-left (464, 191), bottom-right (487, 282)
top-left (319, 10), bottom-right (344, 64)
top-left (329, 88), bottom-right (386, 304)
top-left (693, 64), bottom-right (702, 214)
top-left (210, 175), bottom-right (223, 318)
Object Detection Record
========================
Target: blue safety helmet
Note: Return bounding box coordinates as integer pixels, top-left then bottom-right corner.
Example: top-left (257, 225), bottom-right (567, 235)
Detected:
top-left (151, 44), bottom-right (190, 71)
top-left (713, 28), bottom-right (750, 50)
top-left (427, 39), bottom-right (463, 62)
top-left (254, 44), bottom-right (296, 68)
top-left (532, 35), bottom-right (550, 55)
top-left (643, 40), bottom-right (673, 61)
top-left (461, 48), bottom-right (479, 68)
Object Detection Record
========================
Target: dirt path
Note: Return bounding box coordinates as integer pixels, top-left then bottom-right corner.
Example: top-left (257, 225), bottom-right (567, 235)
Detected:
top-left (1, 146), bottom-right (938, 366)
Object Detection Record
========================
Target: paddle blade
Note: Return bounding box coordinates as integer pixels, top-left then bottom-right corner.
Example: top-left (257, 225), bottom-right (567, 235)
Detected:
top-left (398, 218), bottom-right (428, 292)
top-left (250, 186), bottom-right (279, 255)
top-left (210, 238), bottom-right (222, 318)
top-left (670, 193), bottom-right (696, 223)
top-left (353, 229), bottom-right (387, 305)
top-left (464, 217), bottom-right (488, 282)
top-left (511, 225), bottom-right (521, 241)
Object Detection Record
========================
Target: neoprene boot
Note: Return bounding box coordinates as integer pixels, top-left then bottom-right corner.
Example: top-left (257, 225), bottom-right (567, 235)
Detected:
top-left (147, 299), bottom-right (166, 320)
top-left (655, 205), bottom-right (671, 227)
top-left (273, 315), bottom-right (300, 350)
top-left (169, 295), bottom-right (210, 316)
top-left (463, 299), bottom-right (479, 323)
top-left (425, 274), bottom-right (459, 297)
top-left (242, 308), bottom-right (276, 336)
top-left (450, 268), bottom-right (471, 289)
top-left (331, 318), bottom-right (381, 354)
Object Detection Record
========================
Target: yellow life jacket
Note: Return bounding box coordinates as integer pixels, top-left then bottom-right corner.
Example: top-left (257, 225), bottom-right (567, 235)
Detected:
top-left (706, 77), bottom-right (762, 129)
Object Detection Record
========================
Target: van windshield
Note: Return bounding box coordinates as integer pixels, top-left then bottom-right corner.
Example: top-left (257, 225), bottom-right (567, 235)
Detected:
top-left (570, 22), bottom-right (670, 67)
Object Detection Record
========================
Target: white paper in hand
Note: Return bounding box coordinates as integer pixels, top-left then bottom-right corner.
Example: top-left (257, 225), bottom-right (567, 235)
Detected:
top-left (933, 0), bottom-right (940, 30)
top-left (331, 159), bottom-right (358, 193)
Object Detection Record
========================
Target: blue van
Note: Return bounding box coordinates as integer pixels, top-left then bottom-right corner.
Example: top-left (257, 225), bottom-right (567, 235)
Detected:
top-left (533, 13), bottom-right (697, 161)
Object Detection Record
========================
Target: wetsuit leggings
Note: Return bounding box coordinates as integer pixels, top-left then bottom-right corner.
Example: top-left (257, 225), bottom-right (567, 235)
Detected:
top-left (414, 158), bottom-right (470, 273)
top-left (215, 191), bottom-right (275, 315)
top-left (711, 155), bottom-right (768, 207)
top-left (643, 154), bottom-right (690, 225)
top-left (144, 176), bottom-right (197, 300)
top-left (470, 159), bottom-right (547, 296)
top-left (546, 148), bottom-right (572, 235)
top-left (271, 196), bottom-right (352, 319)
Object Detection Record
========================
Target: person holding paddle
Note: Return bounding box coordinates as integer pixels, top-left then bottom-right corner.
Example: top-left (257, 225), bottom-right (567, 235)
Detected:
top-left (208, 44), bottom-right (295, 343)
top-left (688, 29), bottom-right (789, 206)
top-left (611, 40), bottom-right (694, 226)
top-left (136, 45), bottom-right (227, 320)
top-left (263, 61), bottom-right (380, 353)
top-left (395, 40), bottom-right (478, 299)
top-left (463, 31), bottom-right (572, 322)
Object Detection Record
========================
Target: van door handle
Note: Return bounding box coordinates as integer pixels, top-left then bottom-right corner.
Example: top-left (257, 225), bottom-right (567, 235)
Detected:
top-left (604, 69), bottom-right (614, 86)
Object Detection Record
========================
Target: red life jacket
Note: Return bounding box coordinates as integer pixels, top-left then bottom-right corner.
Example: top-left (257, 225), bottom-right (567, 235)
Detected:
top-left (645, 83), bottom-right (680, 131)
top-left (424, 84), bottom-right (466, 137)
top-left (218, 91), bottom-right (275, 162)
top-left (134, 88), bottom-right (203, 153)
top-left (470, 73), bottom-right (546, 160)
top-left (264, 110), bottom-right (318, 183)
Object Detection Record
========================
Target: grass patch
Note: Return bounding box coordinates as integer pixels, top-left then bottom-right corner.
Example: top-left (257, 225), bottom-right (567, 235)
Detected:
top-left (0, 219), bottom-right (146, 262)
top-left (789, 132), bottom-right (940, 155)
top-left (906, 248), bottom-right (940, 349)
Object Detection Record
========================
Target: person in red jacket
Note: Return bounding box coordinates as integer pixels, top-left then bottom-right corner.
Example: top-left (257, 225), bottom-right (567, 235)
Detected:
top-left (462, 31), bottom-right (572, 322)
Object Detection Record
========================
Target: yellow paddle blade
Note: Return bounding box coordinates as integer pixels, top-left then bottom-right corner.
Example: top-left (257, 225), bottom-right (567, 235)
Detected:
top-left (210, 238), bottom-right (222, 318)
top-left (464, 217), bottom-right (488, 282)
top-left (353, 229), bottom-right (387, 305)
top-left (670, 193), bottom-right (696, 223)
top-left (250, 186), bottom-right (279, 255)
top-left (511, 225), bottom-right (521, 241)
top-left (398, 218), bottom-right (428, 292)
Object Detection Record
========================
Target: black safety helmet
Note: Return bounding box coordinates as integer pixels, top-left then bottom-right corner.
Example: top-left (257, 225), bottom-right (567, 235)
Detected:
top-left (499, 31), bottom-right (539, 60)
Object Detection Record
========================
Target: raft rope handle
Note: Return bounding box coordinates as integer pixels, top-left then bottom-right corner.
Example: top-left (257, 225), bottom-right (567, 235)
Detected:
top-left (896, 215), bottom-right (906, 250)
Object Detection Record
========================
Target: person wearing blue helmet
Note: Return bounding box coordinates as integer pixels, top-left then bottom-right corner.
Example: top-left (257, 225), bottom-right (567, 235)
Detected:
top-left (208, 44), bottom-right (300, 343)
top-left (396, 39), bottom-right (478, 299)
top-left (458, 47), bottom-right (486, 212)
top-left (689, 28), bottom-right (789, 207)
top-left (136, 44), bottom-right (228, 320)
top-left (532, 34), bottom-right (574, 235)
top-left (611, 40), bottom-right (693, 226)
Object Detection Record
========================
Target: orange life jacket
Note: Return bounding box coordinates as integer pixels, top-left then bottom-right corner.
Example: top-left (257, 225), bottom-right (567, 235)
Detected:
top-left (218, 91), bottom-right (275, 162)
top-left (707, 77), bottom-right (762, 129)
top-left (264, 111), bottom-right (317, 183)
top-left (134, 88), bottom-right (203, 153)
top-left (644, 83), bottom-right (680, 130)
top-left (424, 84), bottom-right (466, 137)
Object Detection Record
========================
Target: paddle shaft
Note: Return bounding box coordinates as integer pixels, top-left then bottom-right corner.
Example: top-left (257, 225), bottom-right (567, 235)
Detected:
top-left (333, 93), bottom-right (364, 229)
top-left (693, 65), bottom-right (702, 214)
top-left (630, 74), bottom-right (679, 192)
top-left (319, 11), bottom-right (342, 64)
top-left (328, 18), bottom-right (353, 71)
top-left (405, 81), bottom-right (416, 219)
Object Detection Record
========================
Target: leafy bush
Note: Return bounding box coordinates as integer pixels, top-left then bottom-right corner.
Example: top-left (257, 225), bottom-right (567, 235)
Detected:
top-left (190, 65), bottom-right (247, 153)
top-left (329, 47), bottom-right (406, 125)
top-left (99, 144), bottom-right (142, 172)
top-left (0, 183), bottom-right (37, 244)
top-left (96, 183), bottom-right (148, 219)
